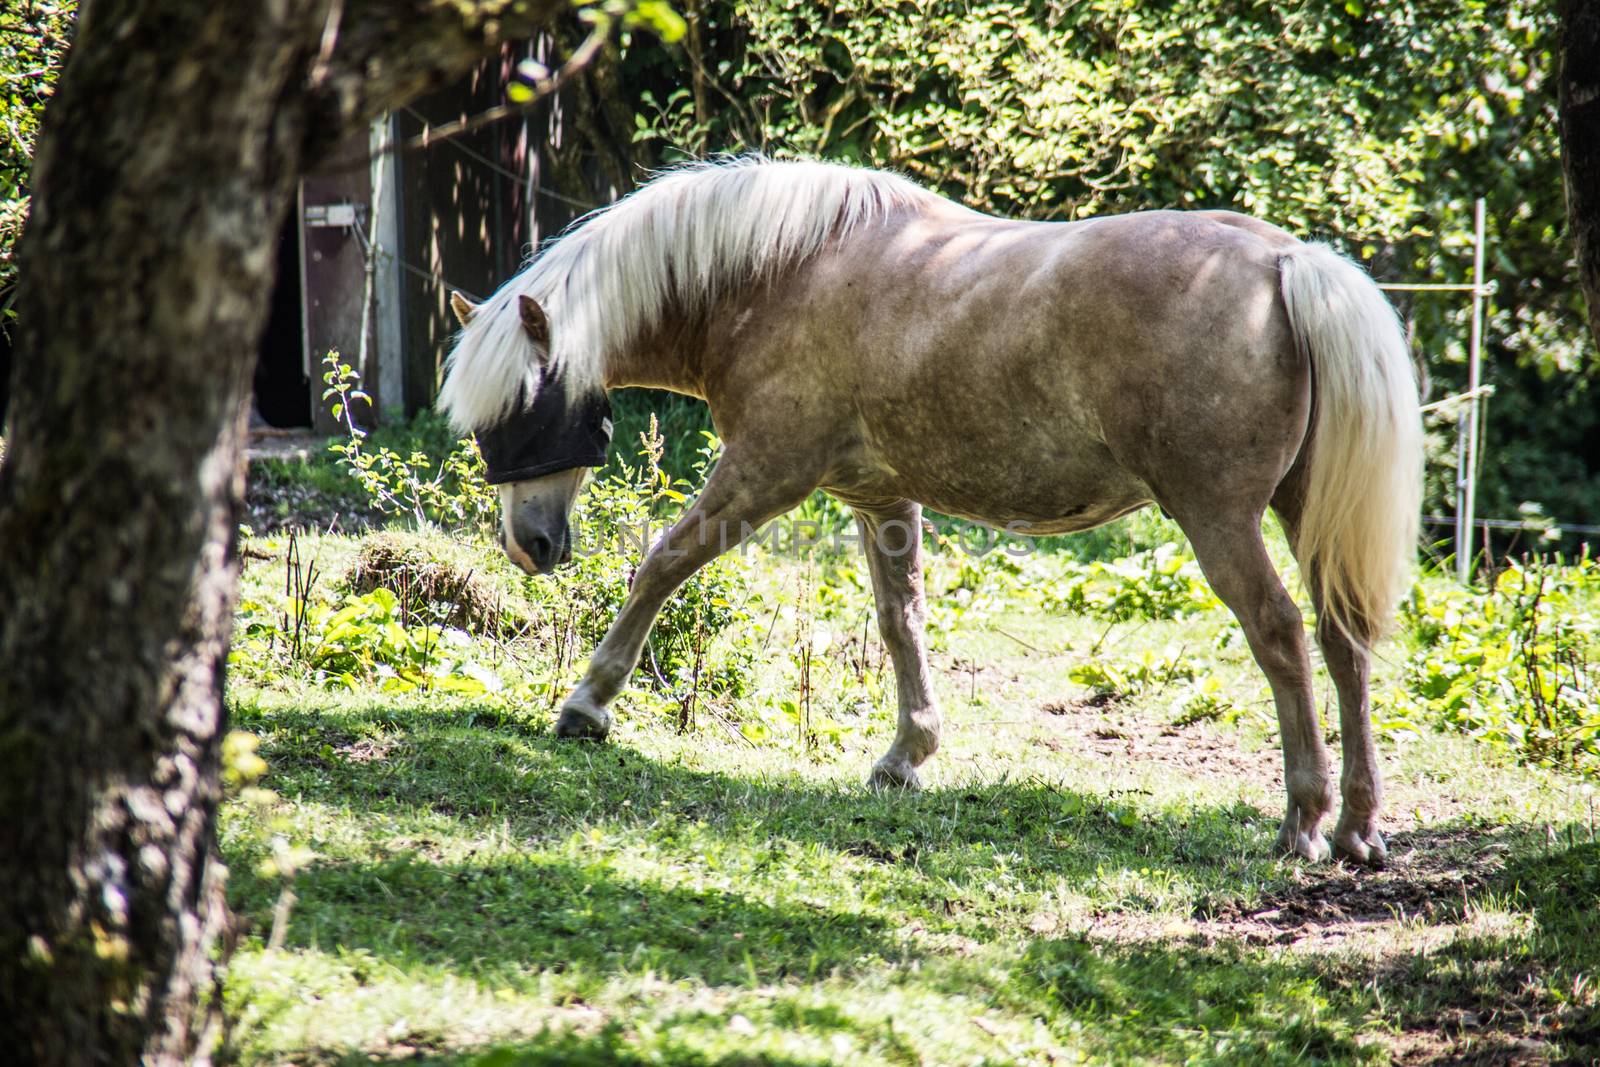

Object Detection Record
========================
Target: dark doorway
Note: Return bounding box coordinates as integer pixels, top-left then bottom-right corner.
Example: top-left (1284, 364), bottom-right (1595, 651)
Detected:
top-left (254, 212), bottom-right (310, 427)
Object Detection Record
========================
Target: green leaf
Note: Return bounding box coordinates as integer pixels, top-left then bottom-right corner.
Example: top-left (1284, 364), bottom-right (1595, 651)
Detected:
top-left (627, 0), bottom-right (687, 42)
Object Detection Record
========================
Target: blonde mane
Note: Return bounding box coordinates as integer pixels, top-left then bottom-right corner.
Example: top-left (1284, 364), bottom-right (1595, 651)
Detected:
top-left (436, 157), bottom-right (938, 433)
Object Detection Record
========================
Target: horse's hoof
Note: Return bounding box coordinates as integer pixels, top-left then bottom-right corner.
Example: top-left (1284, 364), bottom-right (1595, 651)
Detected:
top-left (554, 703), bottom-right (611, 741)
top-left (1332, 826), bottom-right (1388, 869)
top-left (869, 758), bottom-right (922, 790)
top-left (1277, 823), bottom-right (1332, 863)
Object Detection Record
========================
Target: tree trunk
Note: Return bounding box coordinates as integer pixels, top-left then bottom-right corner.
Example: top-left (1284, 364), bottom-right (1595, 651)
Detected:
top-left (0, 3), bottom-right (321, 1061)
top-left (1561, 0), bottom-right (1600, 350)
top-left (0, 1), bottom-right (561, 1062)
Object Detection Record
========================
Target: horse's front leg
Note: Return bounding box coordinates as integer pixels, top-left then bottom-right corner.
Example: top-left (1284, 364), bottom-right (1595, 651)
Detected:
top-left (856, 500), bottom-right (941, 789)
top-left (555, 453), bottom-right (812, 739)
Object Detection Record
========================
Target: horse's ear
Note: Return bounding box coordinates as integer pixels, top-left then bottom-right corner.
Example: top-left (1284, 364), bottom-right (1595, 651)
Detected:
top-left (450, 291), bottom-right (478, 326)
top-left (518, 295), bottom-right (551, 356)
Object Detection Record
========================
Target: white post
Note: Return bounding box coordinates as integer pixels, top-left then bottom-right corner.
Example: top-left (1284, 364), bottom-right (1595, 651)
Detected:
top-left (371, 114), bottom-right (405, 419)
top-left (1455, 198), bottom-right (1487, 584)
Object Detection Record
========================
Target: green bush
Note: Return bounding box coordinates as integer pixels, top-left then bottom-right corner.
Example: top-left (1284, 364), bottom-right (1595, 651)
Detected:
top-left (620, 0), bottom-right (1597, 535)
top-left (1068, 645), bottom-right (1198, 702)
top-left (1381, 556), bottom-right (1600, 776)
top-left (1045, 544), bottom-right (1220, 622)
top-left (560, 418), bottom-right (755, 706)
top-left (234, 586), bottom-right (501, 695)
top-left (322, 353), bottom-right (499, 531)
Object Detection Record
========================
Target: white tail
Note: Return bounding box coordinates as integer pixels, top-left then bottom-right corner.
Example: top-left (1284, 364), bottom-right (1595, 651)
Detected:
top-left (1278, 243), bottom-right (1424, 642)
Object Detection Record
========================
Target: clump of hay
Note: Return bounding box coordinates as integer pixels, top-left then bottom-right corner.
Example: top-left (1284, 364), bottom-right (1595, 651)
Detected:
top-left (346, 532), bottom-right (524, 636)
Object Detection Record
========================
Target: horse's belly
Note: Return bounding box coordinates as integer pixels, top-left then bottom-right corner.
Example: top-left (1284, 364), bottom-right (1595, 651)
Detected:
top-left (912, 480), bottom-right (1152, 536)
top-left (841, 424), bottom-right (1154, 535)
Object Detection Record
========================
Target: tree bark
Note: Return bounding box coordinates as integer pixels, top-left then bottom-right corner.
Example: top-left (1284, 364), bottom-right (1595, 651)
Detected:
top-left (1561, 0), bottom-right (1600, 350)
top-left (0, 1), bottom-right (560, 1062)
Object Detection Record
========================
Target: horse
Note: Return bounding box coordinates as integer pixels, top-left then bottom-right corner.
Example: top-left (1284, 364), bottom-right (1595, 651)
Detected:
top-left (438, 158), bottom-right (1423, 866)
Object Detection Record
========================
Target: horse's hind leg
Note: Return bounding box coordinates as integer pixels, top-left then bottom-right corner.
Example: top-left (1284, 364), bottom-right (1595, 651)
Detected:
top-left (1313, 608), bottom-right (1387, 866)
top-left (1175, 510), bottom-right (1335, 861)
top-left (855, 499), bottom-right (941, 789)
top-left (1272, 489), bottom-right (1389, 868)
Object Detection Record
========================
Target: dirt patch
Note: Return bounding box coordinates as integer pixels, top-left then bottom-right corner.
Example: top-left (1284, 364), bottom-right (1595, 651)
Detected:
top-left (334, 736), bottom-right (400, 764)
top-left (1033, 695), bottom-right (1281, 784)
top-left (244, 473), bottom-right (382, 538)
top-left (1384, 1030), bottom-right (1559, 1067)
top-left (1192, 826), bottom-right (1512, 945)
top-left (244, 485), bottom-right (377, 537)
top-left (247, 427), bottom-right (324, 463)
top-left (1034, 694), bottom-right (1570, 1067)
top-left (243, 428), bottom-right (388, 535)
top-left (1077, 827), bottom-right (1574, 1064)
top-left (1042, 692), bottom-right (1123, 715)
top-left (844, 839), bottom-right (921, 865)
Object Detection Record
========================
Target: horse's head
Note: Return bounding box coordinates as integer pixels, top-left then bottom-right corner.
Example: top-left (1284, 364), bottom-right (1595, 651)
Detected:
top-left (449, 291), bottom-right (613, 576)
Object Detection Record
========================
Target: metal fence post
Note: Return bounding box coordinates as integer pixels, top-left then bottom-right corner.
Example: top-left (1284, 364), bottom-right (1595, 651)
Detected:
top-left (1455, 198), bottom-right (1487, 584)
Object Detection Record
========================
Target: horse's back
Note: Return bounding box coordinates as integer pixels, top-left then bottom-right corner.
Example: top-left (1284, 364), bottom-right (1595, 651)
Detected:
top-left (711, 204), bottom-right (1312, 530)
top-left (1027, 209), bottom-right (1312, 506)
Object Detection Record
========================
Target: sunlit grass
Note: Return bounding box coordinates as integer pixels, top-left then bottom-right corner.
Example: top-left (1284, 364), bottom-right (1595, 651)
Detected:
top-left (222, 575), bottom-right (1600, 1064)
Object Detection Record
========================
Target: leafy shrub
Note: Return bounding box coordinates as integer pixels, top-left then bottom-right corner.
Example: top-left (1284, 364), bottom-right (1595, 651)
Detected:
top-left (1069, 645), bottom-right (1199, 702)
top-left (1382, 557), bottom-right (1600, 776)
top-left (322, 353), bottom-right (498, 531)
top-left (1046, 544), bottom-right (1220, 622)
top-left (235, 586), bottom-right (501, 695)
top-left (514, 418), bottom-right (756, 711)
top-left (1171, 677), bottom-right (1243, 728)
top-left (924, 542), bottom-right (1030, 646)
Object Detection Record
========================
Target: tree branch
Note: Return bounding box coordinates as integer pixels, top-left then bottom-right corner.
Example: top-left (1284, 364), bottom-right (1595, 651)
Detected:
top-left (300, 0), bottom-right (571, 163)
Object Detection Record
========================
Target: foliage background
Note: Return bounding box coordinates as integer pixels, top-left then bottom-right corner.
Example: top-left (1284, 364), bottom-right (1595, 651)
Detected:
top-left (2, 0), bottom-right (1595, 537)
top-left (3, 6), bottom-right (1596, 1060)
top-left (606, 0), bottom-right (1598, 539)
top-left (0, 2), bottom-right (73, 311)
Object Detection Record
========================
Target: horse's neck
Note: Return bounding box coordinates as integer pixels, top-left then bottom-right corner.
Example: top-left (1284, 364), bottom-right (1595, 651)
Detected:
top-left (599, 307), bottom-right (711, 401)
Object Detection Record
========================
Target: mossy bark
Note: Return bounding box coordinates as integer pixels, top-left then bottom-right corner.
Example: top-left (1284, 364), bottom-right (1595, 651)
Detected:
top-left (0, 0), bottom-right (560, 1061)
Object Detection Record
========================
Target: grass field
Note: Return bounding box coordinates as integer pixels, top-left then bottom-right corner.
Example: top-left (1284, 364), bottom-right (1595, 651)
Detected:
top-left (221, 441), bottom-right (1600, 1065)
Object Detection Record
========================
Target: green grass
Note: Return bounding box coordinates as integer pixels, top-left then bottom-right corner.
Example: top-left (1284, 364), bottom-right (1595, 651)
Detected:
top-left (222, 428), bottom-right (1600, 1064)
top-left (220, 521), bottom-right (1600, 1064)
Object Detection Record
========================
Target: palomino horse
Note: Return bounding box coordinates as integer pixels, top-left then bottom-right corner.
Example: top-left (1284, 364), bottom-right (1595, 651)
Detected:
top-left (439, 159), bottom-right (1422, 866)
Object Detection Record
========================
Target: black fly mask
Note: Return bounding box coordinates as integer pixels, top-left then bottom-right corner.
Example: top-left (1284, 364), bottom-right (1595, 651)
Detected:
top-left (475, 374), bottom-right (613, 485)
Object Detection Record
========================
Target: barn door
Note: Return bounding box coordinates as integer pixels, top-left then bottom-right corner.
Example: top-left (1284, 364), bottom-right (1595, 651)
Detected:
top-left (300, 139), bottom-right (376, 433)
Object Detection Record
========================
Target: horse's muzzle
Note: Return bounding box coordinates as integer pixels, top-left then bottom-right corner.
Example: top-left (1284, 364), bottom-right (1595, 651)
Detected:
top-left (505, 517), bottom-right (572, 575)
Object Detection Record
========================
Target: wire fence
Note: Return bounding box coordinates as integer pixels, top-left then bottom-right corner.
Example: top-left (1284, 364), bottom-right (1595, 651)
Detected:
top-left (1422, 514), bottom-right (1600, 536)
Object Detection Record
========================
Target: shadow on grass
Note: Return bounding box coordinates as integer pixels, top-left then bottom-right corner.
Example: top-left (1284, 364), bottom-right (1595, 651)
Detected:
top-left (310, 1024), bottom-right (841, 1066)
top-left (226, 695), bottom-right (1600, 1063)
top-left (1469, 841), bottom-right (1600, 1056)
top-left (228, 695), bottom-right (1264, 987)
top-left (231, 695), bottom-right (1275, 891)
top-left (228, 848), bottom-right (903, 986)
top-left (1009, 935), bottom-right (1382, 1065)
top-left (1002, 840), bottom-right (1600, 1065)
